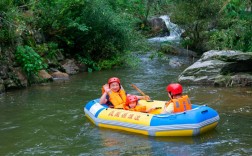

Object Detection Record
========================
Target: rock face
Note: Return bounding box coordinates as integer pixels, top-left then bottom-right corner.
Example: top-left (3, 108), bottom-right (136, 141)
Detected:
top-left (147, 17), bottom-right (169, 37)
top-left (61, 59), bottom-right (79, 75)
top-left (51, 71), bottom-right (69, 80)
top-left (178, 50), bottom-right (252, 87)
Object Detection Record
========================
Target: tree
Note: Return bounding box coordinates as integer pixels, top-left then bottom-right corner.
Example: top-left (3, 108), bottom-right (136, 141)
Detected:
top-left (171, 0), bottom-right (252, 53)
top-left (208, 0), bottom-right (252, 52)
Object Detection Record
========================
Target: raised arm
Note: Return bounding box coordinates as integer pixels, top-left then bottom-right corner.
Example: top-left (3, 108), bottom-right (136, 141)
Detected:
top-left (100, 84), bottom-right (110, 104)
top-left (99, 92), bottom-right (108, 104)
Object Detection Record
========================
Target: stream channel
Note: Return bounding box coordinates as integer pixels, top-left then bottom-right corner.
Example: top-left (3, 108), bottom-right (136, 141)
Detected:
top-left (1, 52), bottom-right (252, 155)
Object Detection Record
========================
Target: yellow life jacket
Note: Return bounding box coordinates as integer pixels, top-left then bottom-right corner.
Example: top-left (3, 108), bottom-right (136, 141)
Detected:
top-left (165, 95), bottom-right (192, 113)
top-left (101, 84), bottom-right (127, 109)
top-left (107, 89), bottom-right (126, 109)
top-left (124, 105), bottom-right (146, 112)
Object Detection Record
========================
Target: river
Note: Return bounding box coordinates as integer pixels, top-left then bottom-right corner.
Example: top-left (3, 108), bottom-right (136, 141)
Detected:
top-left (0, 53), bottom-right (252, 155)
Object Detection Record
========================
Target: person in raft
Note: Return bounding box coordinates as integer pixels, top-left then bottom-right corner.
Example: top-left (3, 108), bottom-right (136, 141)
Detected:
top-left (161, 83), bottom-right (192, 114)
top-left (99, 77), bottom-right (150, 109)
top-left (123, 95), bottom-right (155, 113)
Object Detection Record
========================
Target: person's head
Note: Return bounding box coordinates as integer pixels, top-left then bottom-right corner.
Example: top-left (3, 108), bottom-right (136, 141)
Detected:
top-left (108, 77), bottom-right (121, 92)
top-left (166, 83), bottom-right (183, 98)
top-left (126, 95), bottom-right (138, 108)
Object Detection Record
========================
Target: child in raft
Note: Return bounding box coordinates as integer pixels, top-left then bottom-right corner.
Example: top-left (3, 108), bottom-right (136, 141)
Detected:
top-left (124, 95), bottom-right (156, 113)
top-left (99, 77), bottom-right (150, 109)
top-left (161, 83), bottom-right (192, 114)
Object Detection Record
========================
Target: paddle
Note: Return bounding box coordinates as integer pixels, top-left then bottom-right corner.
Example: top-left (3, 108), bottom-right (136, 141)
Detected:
top-left (131, 84), bottom-right (153, 102)
top-left (168, 92), bottom-right (172, 100)
top-left (131, 84), bottom-right (163, 114)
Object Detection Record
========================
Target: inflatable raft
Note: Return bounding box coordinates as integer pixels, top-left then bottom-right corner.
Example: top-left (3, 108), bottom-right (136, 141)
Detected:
top-left (84, 99), bottom-right (219, 136)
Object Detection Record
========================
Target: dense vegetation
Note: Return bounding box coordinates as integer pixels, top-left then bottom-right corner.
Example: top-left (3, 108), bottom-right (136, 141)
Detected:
top-left (170, 0), bottom-right (252, 52)
top-left (0, 0), bottom-right (251, 78)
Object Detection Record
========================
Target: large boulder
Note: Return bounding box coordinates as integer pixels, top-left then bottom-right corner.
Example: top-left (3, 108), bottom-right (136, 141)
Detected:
top-left (50, 71), bottom-right (69, 80)
top-left (61, 59), bottom-right (79, 75)
top-left (3, 67), bottom-right (28, 90)
top-left (30, 70), bottom-right (53, 83)
top-left (178, 50), bottom-right (252, 86)
top-left (38, 70), bottom-right (52, 80)
top-left (147, 17), bottom-right (169, 37)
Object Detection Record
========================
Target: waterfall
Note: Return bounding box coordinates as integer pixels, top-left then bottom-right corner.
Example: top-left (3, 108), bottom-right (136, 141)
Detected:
top-left (148, 15), bottom-right (184, 43)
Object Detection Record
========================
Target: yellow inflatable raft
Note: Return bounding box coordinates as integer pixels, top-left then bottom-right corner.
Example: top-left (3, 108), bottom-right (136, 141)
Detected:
top-left (84, 99), bottom-right (219, 136)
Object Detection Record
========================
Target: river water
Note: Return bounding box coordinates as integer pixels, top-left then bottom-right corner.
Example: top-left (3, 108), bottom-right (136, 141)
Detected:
top-left (0, 53), bottom-right (252, 155)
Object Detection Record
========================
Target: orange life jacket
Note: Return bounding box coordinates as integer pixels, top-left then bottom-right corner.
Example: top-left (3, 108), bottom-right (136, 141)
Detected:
top-left (101, 84), bottom-right (126, 109)
top-left (124, 105), bottom-right (146, 112)
top-left (165, 95), bottom-right (192, 113)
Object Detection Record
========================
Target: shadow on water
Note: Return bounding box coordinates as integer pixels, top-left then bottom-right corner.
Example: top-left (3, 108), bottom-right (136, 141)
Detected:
top-left (0, 53), bottom-right (252, 155)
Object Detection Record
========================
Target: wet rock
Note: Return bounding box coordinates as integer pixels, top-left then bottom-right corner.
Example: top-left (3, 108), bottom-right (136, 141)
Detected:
top-left (11, 67), bottom-right (28, 88)
top-left (4, 78), bottom-right (17, 89)
top-left (169, 57), bottom-right (182, 68)
top-left (61, 59), bottom-right (79, 75)
top-left (214, 73), bottom-right (252, 87)
top-left (30, 70), bottom-right (53, 84)
top-left (3, 68), bottom-right (28, 89)
top-left (178, 50), bottom-right (252, 86)
top-left (38, 70), bottom-right (52, 80)
top-left (51, 71), bottom-right (69, 80)
top-left (76, 63), bottom-right (87, 72)
top-left (147, 17), bottom-right (169, 37)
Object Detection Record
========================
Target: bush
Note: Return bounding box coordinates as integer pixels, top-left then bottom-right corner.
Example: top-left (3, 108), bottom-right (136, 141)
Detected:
top-left (15, 45), bottom-right (48, 77)
top-left (0, 1), bottom-right (21, 45)
top-left (33, 0), bottom-right (146, 70)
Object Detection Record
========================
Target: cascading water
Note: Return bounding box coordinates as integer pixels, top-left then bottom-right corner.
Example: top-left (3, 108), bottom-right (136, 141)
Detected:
top-left (148, 15), bottom-right (184, 43)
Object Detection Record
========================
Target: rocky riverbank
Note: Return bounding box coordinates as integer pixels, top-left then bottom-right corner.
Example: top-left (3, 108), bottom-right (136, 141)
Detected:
top-left (0, 49), bottom-right (86, 94)
top-left (178, 50), bottom-right (252, 87)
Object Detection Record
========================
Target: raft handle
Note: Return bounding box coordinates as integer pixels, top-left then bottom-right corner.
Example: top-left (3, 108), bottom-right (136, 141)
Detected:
top-left (201, 110), bottom-right (208, 114)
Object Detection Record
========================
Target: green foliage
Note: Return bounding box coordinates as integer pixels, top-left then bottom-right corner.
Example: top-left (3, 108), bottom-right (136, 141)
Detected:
top-left (0, 1), bottom-right (20, 45)
top-left (207, 0), bottom-right (252, 52)
top-left (208, 20), bottom-right (252, 51)
top-left (98, 51), bottom-right (141, 69)
top-left (34, 1), bottom-right (88, 39)
top-left (98, 59), bottom-right (121, 70)
top-left (76, 54), bottom-right (100, 71)
top-left (2, 0), bottom-right (250, 76)
top-left (78, 0), bottom-right (133, 60)
top-left (107, 0), bottom-right (174, 31)
top-left (0, 0), bottom-right (13, 12)
top-left (122, 51), bottom-right (141, 68)
top-left (33, 0), bottom-right (146, 69)
top-left (170, 0), bottom-right (223, 52)
top-left (171, 0), bottom-right (252, 53)
top-left (2, 0), bottom-right (157, 73)
top-left (36, 42), bottom-right (63, 59)
top-left (15, 45), bottom-right (48, 76)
